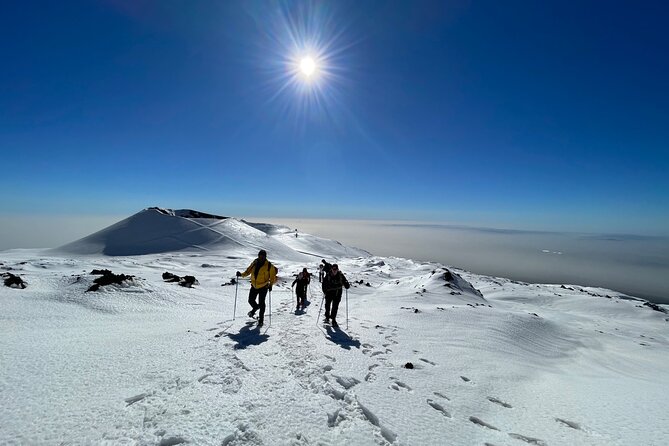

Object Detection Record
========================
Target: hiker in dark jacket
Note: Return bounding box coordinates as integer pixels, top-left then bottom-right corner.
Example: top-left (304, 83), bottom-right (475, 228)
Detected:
top-left (291, 268), bottom-right (311, 311)
top-left (321, 263), bottom-right (349, 327)
top-left (319, 259), bottom-right (332, 283)
top-left (236, 250), bottom-right (277, 327)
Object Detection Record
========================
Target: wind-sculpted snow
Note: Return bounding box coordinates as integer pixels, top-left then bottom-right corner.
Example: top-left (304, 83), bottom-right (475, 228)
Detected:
top-left (2, 221), bottom-right (669, 445)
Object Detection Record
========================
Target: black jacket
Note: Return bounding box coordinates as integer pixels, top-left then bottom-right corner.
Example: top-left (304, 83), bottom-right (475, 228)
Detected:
top-left (292, 273), bottom-right (311, 291)
top-left (322, 271), bottom-right (350, 294)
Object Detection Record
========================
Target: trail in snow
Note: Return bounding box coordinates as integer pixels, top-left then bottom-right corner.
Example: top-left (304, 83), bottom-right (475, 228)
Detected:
top-left (1, 209), bottom-right (668, 445)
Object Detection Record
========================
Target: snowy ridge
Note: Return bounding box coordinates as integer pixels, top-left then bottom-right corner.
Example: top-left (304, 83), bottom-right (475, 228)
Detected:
top-left (55, 208), bottom-right (331, 261)
top-left (2, 211), bottom-right (669, 445)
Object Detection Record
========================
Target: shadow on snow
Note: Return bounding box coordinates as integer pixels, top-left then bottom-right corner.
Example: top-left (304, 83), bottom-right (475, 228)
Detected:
top-left (324, 326), bottom-right (361, 350)
top-left (227, 322), bottom-right (269, 349)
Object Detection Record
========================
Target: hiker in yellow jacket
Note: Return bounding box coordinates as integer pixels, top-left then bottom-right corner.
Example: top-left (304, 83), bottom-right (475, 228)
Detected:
top-left (236, 250), bottom-right (277, 327)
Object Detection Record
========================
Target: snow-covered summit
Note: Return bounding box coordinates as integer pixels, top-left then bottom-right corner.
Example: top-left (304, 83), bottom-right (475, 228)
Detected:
top-left (54, 208), bottom-right (370, 259)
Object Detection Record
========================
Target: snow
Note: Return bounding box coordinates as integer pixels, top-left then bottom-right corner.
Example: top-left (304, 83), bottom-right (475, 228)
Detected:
top-left (1, 208), bottom-right (668, 445)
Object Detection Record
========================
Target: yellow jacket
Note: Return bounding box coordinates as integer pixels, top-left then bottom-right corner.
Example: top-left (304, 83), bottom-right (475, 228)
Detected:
top-left (241, 259), bottom-right (277, 289)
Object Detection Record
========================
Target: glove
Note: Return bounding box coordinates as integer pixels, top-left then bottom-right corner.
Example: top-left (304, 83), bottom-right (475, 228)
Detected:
top-left (344, 282), bottom-right (350, 289)
top-left (236, 271), bottom-right (241, 277)
top-left (269, 285), bottom-right (273, 291)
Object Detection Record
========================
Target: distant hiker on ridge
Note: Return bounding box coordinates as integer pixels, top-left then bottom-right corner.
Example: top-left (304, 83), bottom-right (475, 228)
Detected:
top-left (322, 263), bottom-right (350, 328)
top-left (292, 268), bottom-right (311, 311)
top-left (236, 250), bottom-right (277, 327)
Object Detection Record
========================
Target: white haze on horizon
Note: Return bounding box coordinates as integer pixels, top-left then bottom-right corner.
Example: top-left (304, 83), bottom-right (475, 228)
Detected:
top-left (261, 218), bottom-right (669, 305)
top-left (1, 214), bottom-right (667, 304)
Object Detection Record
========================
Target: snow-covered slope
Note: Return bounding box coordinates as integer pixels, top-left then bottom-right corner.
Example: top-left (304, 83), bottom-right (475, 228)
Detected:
top-left (2, 211), bottom-right (668, 445)
top-left (56, 208), bottom-right (320, 261)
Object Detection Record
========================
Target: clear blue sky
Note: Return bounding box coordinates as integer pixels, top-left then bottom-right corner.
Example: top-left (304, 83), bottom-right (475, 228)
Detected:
top-left (1, 0), bottom-right (668, 234)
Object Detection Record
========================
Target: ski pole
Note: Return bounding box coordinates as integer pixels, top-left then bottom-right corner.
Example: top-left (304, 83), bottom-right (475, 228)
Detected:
top-left (269, 288), bottom-right (272, 325)
top-left (233, 278), bottom-right (239, 320)
top-left (346, 288), bottom-right (349, 330)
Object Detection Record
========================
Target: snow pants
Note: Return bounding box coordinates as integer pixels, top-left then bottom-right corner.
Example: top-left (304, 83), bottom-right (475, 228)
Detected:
top-left (296, 285), bottom-right (307, 307)
top-left (324, 289), bottom-right (343, 320)
top-left (248, 286), bottom-right (268, 322)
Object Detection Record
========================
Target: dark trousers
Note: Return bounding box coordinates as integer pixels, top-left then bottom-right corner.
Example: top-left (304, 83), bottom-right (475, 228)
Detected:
top-left (324, 289), bottom-right (342, 320)
top-left (248, 286), bottom-right (268, 321)
top-left (296, 286), bottom-right (307, 307)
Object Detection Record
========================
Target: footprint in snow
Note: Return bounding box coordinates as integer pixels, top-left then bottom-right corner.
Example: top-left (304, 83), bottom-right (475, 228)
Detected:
top-left (419, 358), bottom-right (436, 366)
top-left (469, 416), bottom-right (499, 431)
top-left (158, 437), bottom-right (187, 446)
top-left (487, 397), bottom-right (513, 408)
top-left (335, 375), bottom-right (361, 390)
top-left (365, 364), bottom-right (380, 382)
top-left (555, 417), bottom-right (584, 431)
top-left (508, 433), bottom-right (547, 445)
top-left (427, 399), bottom-right (451, 418)
top-left (389, 379), bottom-right (412, 391)
top-left (460, 376), bottom-right (471, 382)
top-left (433, 391), bottom-right (450, 400)
top-left (124, 393), bottom-right (148, 406)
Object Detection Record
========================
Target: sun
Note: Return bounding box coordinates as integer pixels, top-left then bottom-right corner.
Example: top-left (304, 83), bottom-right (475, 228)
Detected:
top-left (299, 57), bottom-right (316, 77)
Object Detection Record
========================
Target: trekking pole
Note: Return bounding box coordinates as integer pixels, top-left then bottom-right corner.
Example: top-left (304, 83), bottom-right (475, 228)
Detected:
top-left (269, 288), bottom-right (272, 325)
top-left (316, 292), bottom-right (325, 326)
top-left (346, 288), bottom-right (349, 330)
top-left (233, 278), bottom-right (239, 320)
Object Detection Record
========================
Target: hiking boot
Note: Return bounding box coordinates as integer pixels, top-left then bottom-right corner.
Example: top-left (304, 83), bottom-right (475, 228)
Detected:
top-left (331, 320), bottom-right (339, 328)
top-left (323, 317), bottom-right (330, 323)
top-left (248, 310), bottom-right (256, 318)
top-left (257, 320), bottom-right (264, 327)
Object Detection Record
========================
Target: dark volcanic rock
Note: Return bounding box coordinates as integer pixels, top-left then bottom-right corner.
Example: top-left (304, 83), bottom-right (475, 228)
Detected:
top-left (87, 270), bottom-right (134, 292)
top-left (3, 272), bottom-right (27, 289)
top-left (91, 269), bottom-right (112, 275)
top-left (179, 275), bottom-right (198, 288)
top-left (644, 302), bottom-right (667, 314)
top-left (162, 272), bottom-right (181, 283)
top-left (163, 271), bottom-right (198, 288)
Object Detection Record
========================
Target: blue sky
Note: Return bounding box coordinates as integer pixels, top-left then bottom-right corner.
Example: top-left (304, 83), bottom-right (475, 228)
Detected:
top-left (1, 0), bottom-right (668, 234)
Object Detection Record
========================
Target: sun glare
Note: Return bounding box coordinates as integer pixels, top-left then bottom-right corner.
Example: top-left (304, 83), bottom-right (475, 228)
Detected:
top-left (256, 2), bottom-right (352, 125)
top-left (300, 57), bottom-right (316, 77)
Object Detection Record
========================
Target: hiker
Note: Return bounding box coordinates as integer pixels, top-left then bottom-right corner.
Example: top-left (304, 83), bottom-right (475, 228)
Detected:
top-left (321, 263), bottom-right (350, 327)
top-left (292, 268), bottom-right (311, 311)
top-left (319, 259), bottom-right (331, 283)
top-left (236, 250), bottom-right (277, 327)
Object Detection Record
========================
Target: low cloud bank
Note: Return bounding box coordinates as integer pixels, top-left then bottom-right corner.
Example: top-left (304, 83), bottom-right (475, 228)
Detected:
top-left (265, 218), bottom-right (669, 304)
top-left (2, 215), bottom-right (667, 304)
